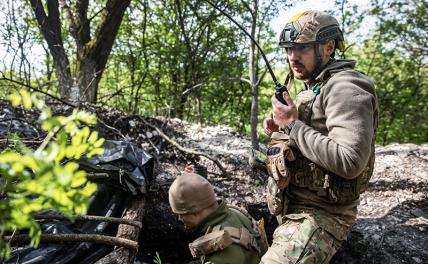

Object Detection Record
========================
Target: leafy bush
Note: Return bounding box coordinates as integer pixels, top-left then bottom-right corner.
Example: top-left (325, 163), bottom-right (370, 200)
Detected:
top-left (0, 90), bottom-right (104, 258)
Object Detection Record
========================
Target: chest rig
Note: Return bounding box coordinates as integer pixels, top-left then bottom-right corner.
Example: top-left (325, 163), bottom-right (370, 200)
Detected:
top-left (188, 206), bottom-right (267, 258)
top-left (290, 75), bottom-right (375, 204)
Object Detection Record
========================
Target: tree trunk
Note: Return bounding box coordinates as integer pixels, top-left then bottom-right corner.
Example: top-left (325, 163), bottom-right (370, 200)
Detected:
top-left (112, 195), bottom-right (145, 263)
top-left (29, 0), bottom-right (131, 103)
top-left (76, 57), bottom-right (100, 103)
top-left (29, 0), bottom-right (74, 100)
top-left (249, 0), bottom-right (259, 150)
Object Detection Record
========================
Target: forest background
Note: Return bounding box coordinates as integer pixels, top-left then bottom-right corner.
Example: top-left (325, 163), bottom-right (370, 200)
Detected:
top-left (0, 0), bottom-right (427, 148)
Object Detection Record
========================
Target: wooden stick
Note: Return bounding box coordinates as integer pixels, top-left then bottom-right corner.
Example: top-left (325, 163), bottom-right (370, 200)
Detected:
top-left (4, 234), bottom-right (138, 251)
top-left (34, 214), bottom-right (142, 228)
top-left (95, 196), bottom-right (146, 264)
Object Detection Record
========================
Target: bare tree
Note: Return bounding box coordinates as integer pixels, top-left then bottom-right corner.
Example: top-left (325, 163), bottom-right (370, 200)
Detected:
top-left (244, 0), bottom-right (283, 149)
top-left (28, 0), bottom-right (131, 103)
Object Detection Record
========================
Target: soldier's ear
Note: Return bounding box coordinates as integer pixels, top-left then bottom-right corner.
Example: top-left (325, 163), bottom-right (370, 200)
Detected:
top-left (327, 39), bottom-right (336, 56)
top-left (321, 39), bottom-right (336, 59)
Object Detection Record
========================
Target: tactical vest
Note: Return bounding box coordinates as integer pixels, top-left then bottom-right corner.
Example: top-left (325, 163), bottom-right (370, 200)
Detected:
top-left (188, 206), bottom-right (268, 258)
top-left (289, 72), bottom-right (376, 204)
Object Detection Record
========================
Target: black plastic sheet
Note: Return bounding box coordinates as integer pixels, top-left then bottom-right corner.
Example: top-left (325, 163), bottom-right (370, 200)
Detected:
top-left (78, 140), bottom-right (154, 195)
top-left (0, 108), bottom-right (40, 139)
top-left (6, 140), bottom-right (154, 263)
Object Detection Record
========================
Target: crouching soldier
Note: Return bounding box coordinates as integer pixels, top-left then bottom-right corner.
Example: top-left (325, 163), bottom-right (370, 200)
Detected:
top-left (168, 172), bottom-right (266, 263)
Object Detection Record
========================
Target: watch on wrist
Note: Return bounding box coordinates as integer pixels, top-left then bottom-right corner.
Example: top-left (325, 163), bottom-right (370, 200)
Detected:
top-left (285, 120), bottom-right (296, 135)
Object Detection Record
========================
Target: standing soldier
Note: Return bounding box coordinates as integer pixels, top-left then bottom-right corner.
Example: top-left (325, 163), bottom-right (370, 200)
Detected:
top-left (168, 172), bottom-right (265, 263)
top-left (261, 10), bottom-right (378, 263)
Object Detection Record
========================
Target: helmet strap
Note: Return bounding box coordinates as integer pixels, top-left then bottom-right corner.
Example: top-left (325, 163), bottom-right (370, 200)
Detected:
top-left (310, 43), bottom-right (336, 83)
top-left (310, 43), bottom-right (324, 82)
top-left (284, 67), bottom-right (294, 89)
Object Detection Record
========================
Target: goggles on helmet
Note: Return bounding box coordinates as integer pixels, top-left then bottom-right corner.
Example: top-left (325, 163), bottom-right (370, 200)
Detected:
top-left (278, 11), bottom-right (346, 52)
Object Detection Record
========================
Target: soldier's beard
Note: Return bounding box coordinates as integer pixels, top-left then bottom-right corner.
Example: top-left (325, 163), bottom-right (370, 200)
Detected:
top-left (290, 63), bottom-right (313, 81)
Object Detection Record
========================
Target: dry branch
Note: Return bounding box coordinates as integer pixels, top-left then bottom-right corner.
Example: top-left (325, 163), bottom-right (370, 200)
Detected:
top-left (4, 234), bottom-right (138, 251)
top-left (140, 118), bottom-right (229, 176)
top-left (34, 214), bottom-right (142, 228)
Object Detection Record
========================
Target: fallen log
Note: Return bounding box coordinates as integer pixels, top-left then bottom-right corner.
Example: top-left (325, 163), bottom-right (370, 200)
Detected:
top-left (95, 195), bottom-right (146, 264)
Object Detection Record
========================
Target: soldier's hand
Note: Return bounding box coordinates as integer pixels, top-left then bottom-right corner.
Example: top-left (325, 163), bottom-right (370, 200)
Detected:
top-left (263, 112), bottom-right (279, 136)
top-left (271, 92), bottom-right (298, 130)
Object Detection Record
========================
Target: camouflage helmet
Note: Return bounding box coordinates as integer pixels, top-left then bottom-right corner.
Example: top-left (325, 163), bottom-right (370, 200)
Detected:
top-left (279, 10), bottom-right (345, 52)
top-left (168, 172), bottom-right (217, 215)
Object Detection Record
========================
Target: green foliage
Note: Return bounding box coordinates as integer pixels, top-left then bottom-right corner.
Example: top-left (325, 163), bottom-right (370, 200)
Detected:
top-left (98, 0), bottom-right (270, 133)
top-left (0, 90), bottom-right (104, 258)
top-left (350, 0), bottom-right (428, 144)
top-left (1, 0), bottom-right (426, 145)
top-left (153, 251), bottom-right (162, 264)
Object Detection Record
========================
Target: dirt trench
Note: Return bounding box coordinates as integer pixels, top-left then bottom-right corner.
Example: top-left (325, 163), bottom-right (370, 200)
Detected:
top-left (1, 100), bottom-right (427, 264)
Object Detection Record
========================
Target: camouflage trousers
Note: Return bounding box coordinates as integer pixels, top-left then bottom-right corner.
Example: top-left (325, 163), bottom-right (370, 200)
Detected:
top-left (260, 212), bottom-right (347, 264)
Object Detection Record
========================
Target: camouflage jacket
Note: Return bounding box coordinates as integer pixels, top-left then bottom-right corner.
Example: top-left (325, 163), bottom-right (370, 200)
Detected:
top-left (286, 59), bottom-right (378, 233)
top-left (188, 201), bottom-right (261, 264)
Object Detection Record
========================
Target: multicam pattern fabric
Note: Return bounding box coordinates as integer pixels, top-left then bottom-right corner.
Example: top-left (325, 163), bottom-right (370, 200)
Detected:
top-left (260, 212), bottom-right (341, 264)
top-left (261, 59), bottom-right (377, 263)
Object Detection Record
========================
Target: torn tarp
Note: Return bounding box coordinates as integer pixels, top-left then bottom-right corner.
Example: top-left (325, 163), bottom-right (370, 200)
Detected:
top-left (78, 140), bottom-right (154, 195)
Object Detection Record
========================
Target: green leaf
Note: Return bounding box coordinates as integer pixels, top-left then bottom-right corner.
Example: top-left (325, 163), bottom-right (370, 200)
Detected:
top-left (88, 131), bottom-right (99, 144)
top-left (56, 130), bottom-right (68, 145)
top-left (80, 127), bottom-right (90, 141)
top-left (21, 155), bottom-right (40, 171)
top-left (65, 146), bottom-right (76, 158)
top-left (20, 90), bottom-right (32, 109)
top-left (76, 111), bottom-right (96, 124)
top-left (64, 162), bottom-right (79, 174)
top-left (7, 93), bottom-right (22, 107)
top-left (0, 151), bottom-right (21, 162)
top-left (1, 90), bottom-right (105, 258)
top-left (93, 138), bottom-right (105, 148)
top-left (81, 182), bottom-right (97, 197)
top-left (70, 170), bottom-right (87, 188)
top-left (11, 162), bottom-right (24, 173)
top-left (87, 147), bottom-right (104, 157)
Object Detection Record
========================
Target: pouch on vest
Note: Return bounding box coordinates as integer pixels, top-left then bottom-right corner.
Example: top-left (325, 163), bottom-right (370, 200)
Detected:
top-left (290, 148), bottom-right (375, 204)
top-left (228, 206), bottom-right (268, 255)
top-left (188, 229), bottom-right (233, 257)
top-left (295, 89), bottom-right (318, 122)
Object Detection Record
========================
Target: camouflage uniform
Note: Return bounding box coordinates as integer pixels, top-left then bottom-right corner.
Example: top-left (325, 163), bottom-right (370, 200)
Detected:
top-left (261, 10), bottom-right (378, 263)
top-left (261, 59), bottom-right (378, 263)
top-left (189, 201), bottom-right (261, 264)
